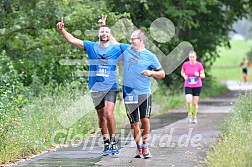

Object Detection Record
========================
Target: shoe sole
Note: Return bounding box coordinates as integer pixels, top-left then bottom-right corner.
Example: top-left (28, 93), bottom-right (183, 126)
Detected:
top-left (143, 155), bottom-right (151, 159)
top-left (101, 154), bottom-right (111, 156)
top-left (134, 155), bottom-right (141, 158)
top-left (101, 151), bottom-right (111, 156)
top-left (111, 150), bottom-right (120, 155)
top-left (143, 153), bottom-right (151, 159)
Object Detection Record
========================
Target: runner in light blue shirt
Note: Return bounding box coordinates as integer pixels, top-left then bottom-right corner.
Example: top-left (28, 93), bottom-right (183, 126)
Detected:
top-left (120, 44), bottom-right (162, 95)
top-left (57, 18), bottom-right (121, 156)
top-left (117, 30), bottom-right (165, 159)
top-left (84, 40), bottom-right (121, 91)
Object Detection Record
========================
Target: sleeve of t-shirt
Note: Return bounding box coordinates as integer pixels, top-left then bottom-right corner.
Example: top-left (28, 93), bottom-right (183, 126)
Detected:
top-left (149, 54), bottom-right (162, 70)
top-left (118, 43), bottom-right (130, 61)
top-left (119, 43), bottom-right (130, 52)
top-left (199, 62), bottom-right (204, 71)
top-left (182, 63), bottom-right (186, 71)
top-left (83, 40), bottom-right (93, 51)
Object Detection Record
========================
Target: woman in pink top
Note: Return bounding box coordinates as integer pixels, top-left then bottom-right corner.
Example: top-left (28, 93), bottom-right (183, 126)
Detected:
top-left (181, 51), bottom-right (205, 124)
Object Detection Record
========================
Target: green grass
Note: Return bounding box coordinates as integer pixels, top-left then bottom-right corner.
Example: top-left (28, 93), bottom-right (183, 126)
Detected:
top-left (0, 85), bottom-right (99, 164)
top-left (210, 40), bottom-right (252, 81)
top-left (206, 39), bottom-right (252, 166)
top-left (206, 91), bottom-right (252, 167)
top-left (211, 67), bottom-right (252, 81)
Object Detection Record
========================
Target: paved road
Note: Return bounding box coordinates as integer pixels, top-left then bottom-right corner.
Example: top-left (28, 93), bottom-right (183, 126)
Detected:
top-left (14, 81), bottom-right (252, 167)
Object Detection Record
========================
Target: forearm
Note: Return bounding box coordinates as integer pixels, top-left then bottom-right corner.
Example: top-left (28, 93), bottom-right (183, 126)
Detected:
top-left (59, 28), bottom-right (83, 49)
top-left (199, 73), bottom-right (205, 79)
top-left (150, 70), bottom-right (165, 79)
top-left (110, 35), bottom-right (120, 46)
top-left (60, 28), bottom-right (75, 43)
top-left (181, 71), bottom-right (187, 79)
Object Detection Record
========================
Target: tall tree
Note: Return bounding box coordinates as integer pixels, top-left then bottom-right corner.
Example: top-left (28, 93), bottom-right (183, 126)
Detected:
top-left (106, 0), bottom-right (252, 86)
top-left (0, 0), bottom-right (128, 87)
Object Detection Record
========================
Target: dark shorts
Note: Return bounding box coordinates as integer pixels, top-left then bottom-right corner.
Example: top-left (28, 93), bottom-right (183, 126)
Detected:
top-left (90, 89), bottom-right (118, 110)
top-left (185, 87), bottom-right (201, 96)
top-left (124, 94), bottom-right (152, 123)
top-left (242, 68), bottom-right (247, 75)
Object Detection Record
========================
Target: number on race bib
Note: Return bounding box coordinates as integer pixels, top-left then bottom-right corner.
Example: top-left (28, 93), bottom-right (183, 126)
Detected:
top-left (125, 93), bottom-right (138, 104)
top-left (188, 77), bottom-right (198, 84)
top-left (96, 65), bottom-right (110, 77)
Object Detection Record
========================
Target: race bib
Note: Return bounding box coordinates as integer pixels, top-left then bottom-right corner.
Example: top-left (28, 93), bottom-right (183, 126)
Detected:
top-left (188, 77), bottom-right (198, 84)
top-left (96, 65), bottom-right (110, 77)
top-left (124, 93), bottom-right (138, 104)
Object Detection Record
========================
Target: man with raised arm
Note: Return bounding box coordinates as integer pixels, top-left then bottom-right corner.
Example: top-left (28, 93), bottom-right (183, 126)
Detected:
top-left (56, 17), bottom-right (121, 156)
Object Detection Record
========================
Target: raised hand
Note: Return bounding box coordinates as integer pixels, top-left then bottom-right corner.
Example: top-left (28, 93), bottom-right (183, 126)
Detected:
top-left (98, 14), bottom-right (107, 27)
top-left (56, 17), bottom-right (64, 30)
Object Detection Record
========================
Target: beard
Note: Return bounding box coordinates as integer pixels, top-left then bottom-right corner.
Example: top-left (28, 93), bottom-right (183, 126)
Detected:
top-left (100, 38), bottom-right (109, 42)
top-left (99, 36), bottom-right (110, 43)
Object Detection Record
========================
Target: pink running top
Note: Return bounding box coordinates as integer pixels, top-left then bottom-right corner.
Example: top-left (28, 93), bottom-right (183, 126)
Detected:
top-left (182, 61), bottom-right (204, 88)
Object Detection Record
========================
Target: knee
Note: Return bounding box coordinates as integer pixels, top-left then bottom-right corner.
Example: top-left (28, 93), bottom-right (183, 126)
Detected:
top-left (106, 111), bottom-right (114, 121)
top-left (141, 118), bottom-right (149, 126)
top-left (131, 122), bottom-right (139, 129)
top-left (186, 101), bottom-right (193, 104)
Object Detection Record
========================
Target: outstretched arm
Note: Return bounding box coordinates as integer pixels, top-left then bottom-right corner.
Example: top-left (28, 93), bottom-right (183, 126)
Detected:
top-left (110, 35), bottom-right (120, 46)
top-left (56, 17), bottom-right (84, 49)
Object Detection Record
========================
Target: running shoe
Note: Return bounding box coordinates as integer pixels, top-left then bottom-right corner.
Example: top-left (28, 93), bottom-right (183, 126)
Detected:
top-left (134, 147), bottom-right (142, 158)
top-left (101, 143), bottom-right (111, 156)
top-left (186, 116), bottom-right (192, 123)
top-left (110, 142), bottom-right (119, 155)
top-left (192, 118), bottom-right (198, 124)
top-left (142, 145), bottom-right (151, 159)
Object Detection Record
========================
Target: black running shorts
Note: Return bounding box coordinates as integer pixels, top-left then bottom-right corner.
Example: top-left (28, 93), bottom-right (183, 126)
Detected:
top-left (124, 94), bottom-right (152, 123)
top-left (185, 87), bottom-right (202, 96)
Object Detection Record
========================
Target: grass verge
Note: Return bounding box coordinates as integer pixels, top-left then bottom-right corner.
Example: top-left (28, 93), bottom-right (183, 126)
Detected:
top-left (206, 91), bottom-right (252, 167)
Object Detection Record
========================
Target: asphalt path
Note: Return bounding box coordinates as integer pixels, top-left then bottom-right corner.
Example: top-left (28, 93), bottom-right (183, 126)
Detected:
top-left (13, 81), bottom-right (252, 167)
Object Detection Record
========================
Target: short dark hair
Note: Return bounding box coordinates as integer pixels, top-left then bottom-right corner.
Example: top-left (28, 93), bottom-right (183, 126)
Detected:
top-left (99, 25), bottom-right (110, 29)
top-left (100, 25), bottom-right (109, 28)
top-left (99, 25), bottom-right (111, 33)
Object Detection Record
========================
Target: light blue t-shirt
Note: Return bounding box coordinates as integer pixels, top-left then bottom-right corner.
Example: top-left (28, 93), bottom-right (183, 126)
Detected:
top-left (83, 41), bottom-right (122, 91)
top-left (120, 44), bottom-right (162, 95)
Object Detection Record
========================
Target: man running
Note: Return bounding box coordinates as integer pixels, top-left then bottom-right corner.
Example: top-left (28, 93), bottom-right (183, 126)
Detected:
top-left (56, 17), bottom-right (121, 156)
top-left (120, 30), bottom-right (165, 159)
